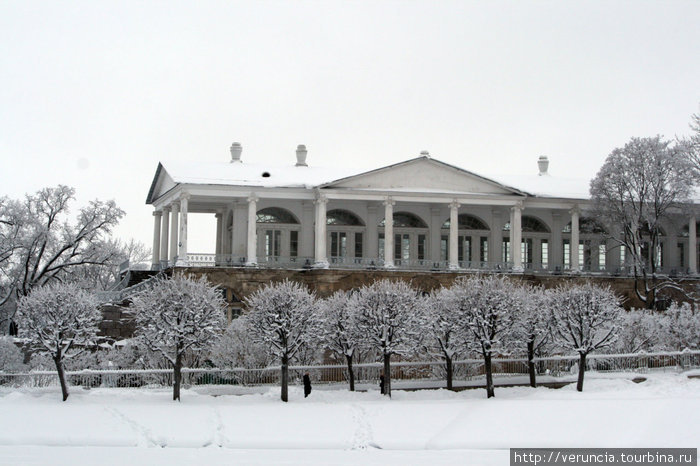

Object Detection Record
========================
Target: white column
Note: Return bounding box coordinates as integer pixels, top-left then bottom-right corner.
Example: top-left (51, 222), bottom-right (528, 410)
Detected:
top-left (215, 212), bottom-right (223, 257)
top-left (367, 204), bottom-right (379, 261)
top-left (512, 203), bottom-right (523, 272)
top-left (314, 195), bottom-right (328, 268)
top-left (490, 209), bottom-right (502, 264)
top-left (169, 202), bottom-right (179, 263)
top-left (383, 198), bottom-right (395, 268)
top-left (449, 201), bottom-right (460, 269)
top-left (177, 194), bottom-right (189, 264)
top-left (689, 214), bottom-right (697, 274)
top-left (160, 207), bottom-right (170, 264)
top-left (246, 195), bottom-right (257, 266)
top-left (570, 206), bottom-right (580, 272)
top-left (152, 211), bottom-right (162, 267)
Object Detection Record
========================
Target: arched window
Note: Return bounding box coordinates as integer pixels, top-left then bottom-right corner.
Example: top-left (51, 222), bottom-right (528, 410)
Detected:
top-left (442, 214), bottom-right (489, 230)
top-left (562, 217), bottom-right (605, 234)
top-left (503, 216), bottom-right (550, 233)
top-left (327, 209), bottom-right (364, 226)
top-left (256, 207), bottom-right (299, 224)
top-left (681, 221), bottom-right (699, 237)
top-left (379, 212), bottom-right (428, 228)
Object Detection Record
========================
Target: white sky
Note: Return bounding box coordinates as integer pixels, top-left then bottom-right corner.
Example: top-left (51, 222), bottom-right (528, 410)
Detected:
top-left (2, 0), bottom-right (699, 255)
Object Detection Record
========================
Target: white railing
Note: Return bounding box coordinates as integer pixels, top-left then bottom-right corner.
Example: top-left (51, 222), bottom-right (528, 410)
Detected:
top-left (2, 350), bottom-right (698, 390)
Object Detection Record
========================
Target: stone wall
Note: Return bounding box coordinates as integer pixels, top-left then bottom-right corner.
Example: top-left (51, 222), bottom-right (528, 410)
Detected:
top-left (104, 267), bottom-right (699, 340)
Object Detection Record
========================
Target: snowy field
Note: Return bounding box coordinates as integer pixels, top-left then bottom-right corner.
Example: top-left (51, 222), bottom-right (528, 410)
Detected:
top-left (0, 372), bottom-right (698, 466)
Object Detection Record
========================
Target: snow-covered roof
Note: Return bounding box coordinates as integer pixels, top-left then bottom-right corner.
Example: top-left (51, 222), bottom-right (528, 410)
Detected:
top-left (148, 155), bottom-right (699, 204)
top-left (161, 160), bottom-right (362, 189)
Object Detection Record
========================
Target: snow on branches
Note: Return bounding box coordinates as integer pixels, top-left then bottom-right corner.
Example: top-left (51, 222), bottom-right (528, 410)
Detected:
top-left (16, 282), bottom-right (101, 400)
top-left (132, 274), bottom-right (227, 401)
top-left (317, 290), bottom-right (360, 390)
top-left (245, 279), bottom-right (317, 401)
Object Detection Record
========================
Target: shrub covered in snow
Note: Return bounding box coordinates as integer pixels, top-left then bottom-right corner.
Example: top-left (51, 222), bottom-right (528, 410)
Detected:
top-left (15, 282), bottom-right (101, 400)
top-left (209, 315), bottom-right (272, 369)
top-left (132, 274), bottom-right (227, 401)
top-left (0, 337), bottom-right (25, 372)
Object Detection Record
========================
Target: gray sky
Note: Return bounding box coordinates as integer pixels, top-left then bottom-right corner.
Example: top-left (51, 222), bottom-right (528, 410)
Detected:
top-left (2, 0), bottom-right (699, 255)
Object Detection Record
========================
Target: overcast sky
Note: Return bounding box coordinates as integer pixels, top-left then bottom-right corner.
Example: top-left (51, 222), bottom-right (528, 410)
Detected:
top-left (2, 0), bottom-right (699, 255)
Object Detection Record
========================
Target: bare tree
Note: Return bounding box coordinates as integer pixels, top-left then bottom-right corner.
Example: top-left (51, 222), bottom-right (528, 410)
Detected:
top-left (419, 288), bottom-right (468, 390)
top-left (0, 186), bottom-right (125, 330)
top-left (589, 136), bottom-right (695, 309)
top-left (15, 283), bottom-right (101, 401)
top-left (550, 283), bottom-right (622, 392)
top-left (353, 280), bottom-right (419, 398)
top-left (510, 285), bottom-right (551, 388)
top-left (245, 279), bottom-right (317, 402)
top-left (452, 275), bottom-right (517, 398)
top-left (318, 290), bottom-right (360, 391)
top-left (132, 274), bottom-right (227, 401)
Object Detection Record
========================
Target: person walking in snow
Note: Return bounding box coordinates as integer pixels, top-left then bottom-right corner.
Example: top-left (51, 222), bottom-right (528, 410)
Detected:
top-left (379, 372), bottom-right (385, 395)
top-left (303, 372), bottom-right (312, 398)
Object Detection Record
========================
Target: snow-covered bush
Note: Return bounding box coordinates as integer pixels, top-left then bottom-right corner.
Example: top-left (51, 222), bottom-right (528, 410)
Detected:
top-left (15, 283), bottom-right (101, 400)
top-left (0, 337), bottom-right (25, 372)
top-left (132, 274), bottom-right (227, 401)
top-left (246, 279), bottom-right (318, 402)
top-left (419, 288), bottom-right (468, 390)
top-left (656, 302), bottom-right (700, 351)
top-left (613, 308), bottom-right (659, 353)
top-left (510, 285), bottom-right (551, 387)
top-left (550, 283), bottom-right (622, 392)
top-left (354, 280), bottom-right (420, 397)
top-left (451, 275), bottom-right (518, 398)
top-left (209, 316), bottom-right (272, 369)
top-left (317, 290), bottom-right (361, 391)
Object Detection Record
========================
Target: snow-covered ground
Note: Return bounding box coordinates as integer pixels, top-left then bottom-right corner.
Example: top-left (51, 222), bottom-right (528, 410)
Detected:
top-left (0, 372), bottom-right (698, 465)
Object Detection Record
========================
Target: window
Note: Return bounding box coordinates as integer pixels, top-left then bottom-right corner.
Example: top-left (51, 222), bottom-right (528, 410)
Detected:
top-left (502, 237), bottom-right (510, 263)
top-left (440, 235), bottom-right (448, 261)
top-left (458, 236), bottom-right (471, 262)
top-left (522, 238), bottom-right (533, 265)
top-left (418, 234), bottom-right (426, 261)
top-left (480, 237), bottom-right (488, 263)
top-left (355, 233), bottom-right (363, 258)
top-left (678, 242), bottom-right (685, 268)
top-left (620, 245), bottom-right (626, 265)
top-left (379, 233), bottom-right (385, 260)
top-left (442, 214), bottom-right (489, 230)
top-left (541, 239), bottom-right (548, 269)
top-left (379, 212), bottom-right (428, 228)
top-left (563, 239), bottom-right (570, 269)
top-left (331, 232), bottom-right (347, 258)
top-left (598, 244), bottom-right (606, 270)
top-left (290, 231), bottom-right (298, 258)
top-left (327, 210), bottom-right (364, 226)
top-left (265, 230), bottom-right (281, 258)
top-left (257, 207), bottom-right (298, 224)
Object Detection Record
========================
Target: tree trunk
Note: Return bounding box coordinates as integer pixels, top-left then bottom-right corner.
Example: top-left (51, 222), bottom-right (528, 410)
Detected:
top-left (53, 354), bottom-right (69, 402)
top-left (484, 352), bottom-right (495, 398)
top-left (383, 353), bottom-right (392, 398)
top-left (345, 353), bottom-right (355, 392)
top-left (173, 351), bottom-right (182, 401)
top-left (445, 353), bottom-right (453, 391)
top-left (576, 352), bottom-right (587, 392)
top-left (281, 353), bottom-right (289, 402)
top-left (527, 340), bottom-right (537, 388)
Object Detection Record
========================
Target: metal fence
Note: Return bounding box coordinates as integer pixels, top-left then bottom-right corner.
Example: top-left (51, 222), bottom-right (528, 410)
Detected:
top-left (1, 350), bottom-right (698, 390)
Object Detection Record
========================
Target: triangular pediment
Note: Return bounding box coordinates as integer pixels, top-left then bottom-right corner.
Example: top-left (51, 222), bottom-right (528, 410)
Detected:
top-left (322, 157), bottom-right (526, 195)
top-left (146, 163), bottom-right (177, 204)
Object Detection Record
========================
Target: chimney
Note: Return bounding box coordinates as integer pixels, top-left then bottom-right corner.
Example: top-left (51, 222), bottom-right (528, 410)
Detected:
top-left (420, 150), bottom-right (430, 158)
top-left (230, 142), bottom-right (242, 163)
top-left (296, 144), bottom-right (308, 167)
top-left (537, 155), bottom-right (549, 176)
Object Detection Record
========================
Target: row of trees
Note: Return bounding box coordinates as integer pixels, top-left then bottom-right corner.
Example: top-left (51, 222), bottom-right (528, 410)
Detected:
top-left (6, 273), bottom-right (699, 402)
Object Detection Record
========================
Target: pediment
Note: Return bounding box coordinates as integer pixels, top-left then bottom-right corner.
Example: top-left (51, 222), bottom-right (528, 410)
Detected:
top-left (322, 157), bottom-right (525, 195)
top-left (146, 163), bottom-right (177, 204)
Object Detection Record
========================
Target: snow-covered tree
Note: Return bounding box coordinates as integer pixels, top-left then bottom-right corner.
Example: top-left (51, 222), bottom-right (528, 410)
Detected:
top-left (0, 336), bottom-right (25, 372)
top-left (132, 274), bottom-right (227, 401)
top-left (245, 279), bottom-right (317, 402)
top-left (549, 283), bottom-right (622, 392)
top-left (15, 283), bottom-right (101, 400)
top-left (451, 275), bottom-right (517, 398)
top-left (209, 315), bottom-right (272, 369)
top-left (613, 308), bottom-right (659, 353)
top-left (589, 136), bottom-right (695, 309)
top-left (318, 290), bottom-right (360, 391)
top-left (0, 186), bottom-right (125, 332)
top-left (419, 288), bottom-right (467, 390)
top-left (510, 285), bottom-right (551, 387)
top-left (656, 302), bottom-right (700, 351)
top-left (354, 280), bottom-right (419, 397)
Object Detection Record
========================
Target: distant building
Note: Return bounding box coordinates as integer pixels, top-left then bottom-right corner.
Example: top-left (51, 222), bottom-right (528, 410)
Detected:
top-left (145, 143), bottom-right (699, 276)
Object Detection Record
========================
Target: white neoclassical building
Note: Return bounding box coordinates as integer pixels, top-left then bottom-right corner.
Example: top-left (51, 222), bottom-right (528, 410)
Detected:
top-left (146, 143), bottom-right (699, 276)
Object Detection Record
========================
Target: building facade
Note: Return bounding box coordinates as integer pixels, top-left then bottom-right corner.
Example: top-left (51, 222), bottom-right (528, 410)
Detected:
top-left (146, 144), bottom-right (699, 277)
